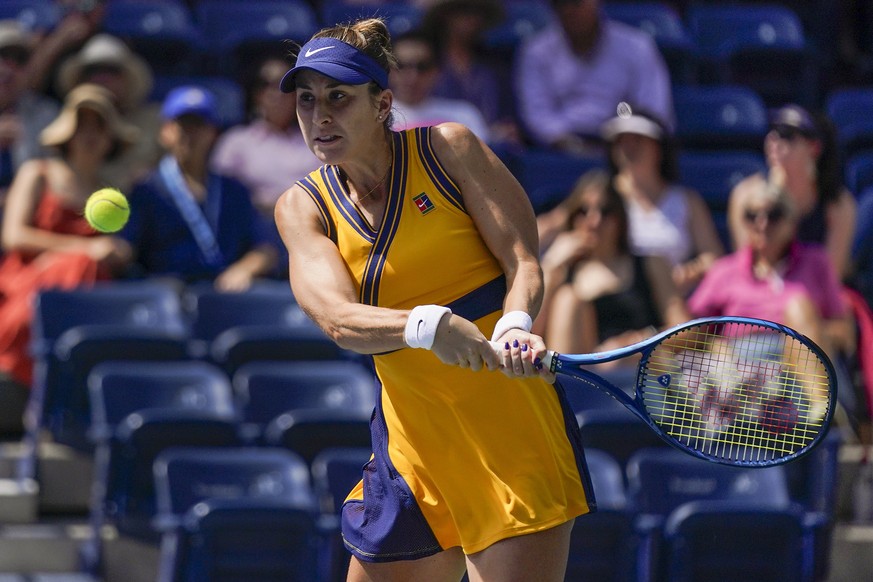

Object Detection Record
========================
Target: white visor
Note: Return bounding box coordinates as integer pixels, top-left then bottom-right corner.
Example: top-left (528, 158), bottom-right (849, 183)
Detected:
top-left (601, 114), bottom-right (664, 141)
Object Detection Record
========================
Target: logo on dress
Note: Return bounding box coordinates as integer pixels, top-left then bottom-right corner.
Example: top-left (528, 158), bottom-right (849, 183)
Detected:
top-left (413, 192), bottom-right (435, 215)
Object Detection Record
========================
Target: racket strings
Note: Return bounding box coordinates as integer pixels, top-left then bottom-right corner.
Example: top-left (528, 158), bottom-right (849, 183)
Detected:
top-left (639, 322), bottom-right (831, 463)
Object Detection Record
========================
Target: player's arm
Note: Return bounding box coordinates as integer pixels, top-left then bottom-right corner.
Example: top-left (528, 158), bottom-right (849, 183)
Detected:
top-left (429, 122), bottom-right (550, 377)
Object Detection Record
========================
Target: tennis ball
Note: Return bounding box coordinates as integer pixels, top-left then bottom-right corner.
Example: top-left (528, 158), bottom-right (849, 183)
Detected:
top-left (85, 187), bottom-right (130, 233)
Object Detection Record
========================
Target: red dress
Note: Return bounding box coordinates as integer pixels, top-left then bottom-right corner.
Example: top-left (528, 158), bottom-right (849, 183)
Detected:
top-left (0, 190), bottom-right (109, 386)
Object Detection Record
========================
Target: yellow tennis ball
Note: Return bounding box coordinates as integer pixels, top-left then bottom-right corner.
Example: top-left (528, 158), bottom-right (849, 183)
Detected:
top-left (85, 187), bottom-right (130, 233)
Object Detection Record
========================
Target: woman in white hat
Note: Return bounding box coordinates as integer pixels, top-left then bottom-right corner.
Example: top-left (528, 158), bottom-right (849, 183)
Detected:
top-left (0, 83), bottom-right (136, 434)
top-left (55, 34), bottom-right (162, 191)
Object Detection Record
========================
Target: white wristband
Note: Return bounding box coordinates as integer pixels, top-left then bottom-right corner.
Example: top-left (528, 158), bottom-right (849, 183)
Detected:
top-left (491, 310), bottom-right (533, 342)
top-left (404, 305), bottom-right (452, 350)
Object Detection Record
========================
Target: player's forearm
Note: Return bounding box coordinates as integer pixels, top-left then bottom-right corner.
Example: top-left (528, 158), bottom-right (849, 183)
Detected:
top-left (502, 259), bottom-right (545, 321)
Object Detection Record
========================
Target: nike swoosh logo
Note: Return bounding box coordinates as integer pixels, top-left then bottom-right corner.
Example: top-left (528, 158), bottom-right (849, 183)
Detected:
top-left (305, 46), bottom-right (335, 57)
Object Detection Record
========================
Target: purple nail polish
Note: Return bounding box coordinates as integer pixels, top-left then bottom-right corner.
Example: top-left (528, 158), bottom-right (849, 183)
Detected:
top-left (512, 339), bottom-right (519, 348)
top-left (504, 342), bottom-right (510, 350)
top-left (534, 357), bottom-right (541, 366)
top-left (534, 362), bottom-right (543, 371)
top-left (521, 344), bottom-right (528, 352)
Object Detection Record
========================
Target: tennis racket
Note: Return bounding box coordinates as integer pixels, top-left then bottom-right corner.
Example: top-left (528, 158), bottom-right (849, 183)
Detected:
top-left (501, 316), bottom-right (836, 467)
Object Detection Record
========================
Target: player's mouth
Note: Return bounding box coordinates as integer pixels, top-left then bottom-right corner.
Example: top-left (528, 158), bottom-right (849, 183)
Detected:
top-left (314, 135), bottom-right (341, 144)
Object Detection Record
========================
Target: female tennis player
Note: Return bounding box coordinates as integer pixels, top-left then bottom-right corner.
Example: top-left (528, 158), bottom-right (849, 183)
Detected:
top-left (274, 18), bottom-right (593, 582)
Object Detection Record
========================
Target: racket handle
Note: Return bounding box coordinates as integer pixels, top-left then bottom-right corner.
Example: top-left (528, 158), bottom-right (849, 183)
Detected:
top-left (488, 341), bottom-right (557, 371)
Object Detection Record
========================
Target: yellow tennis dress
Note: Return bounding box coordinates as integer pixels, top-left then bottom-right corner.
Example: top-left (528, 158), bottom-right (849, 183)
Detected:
top-left (296, 127), bottom-right (594, 561)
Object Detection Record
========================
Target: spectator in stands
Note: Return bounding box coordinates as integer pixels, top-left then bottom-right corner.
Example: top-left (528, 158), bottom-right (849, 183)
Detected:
top-left (693, 180), bottom-right (854, 363)
top-left (602, 105), bottom-right (723, 294)
top-left (420, 0), bottom-right (521, 145)
top-left (0, 21), bottom-right (59, 204)
top-left (515, 0), bottom-right (674, 155)
top-left (55, 34), bottom-right (163, 192)
top-left (389, 30), bottom-right (490, 142)
top-left (24, 0), bottom-right (106, 97)
top-left (121, 86), bottom-right (278, 291)
top-left (0, 83), bottom-right (135, 434)
top-left (211, 53), bottom-right (320, 218)
top-left (727, 104), bottom-right (857, 280)
top-left (534, 169), bottom-right (690, 366)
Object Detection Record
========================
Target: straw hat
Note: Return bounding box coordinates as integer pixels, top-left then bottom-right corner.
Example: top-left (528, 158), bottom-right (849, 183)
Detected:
top-left (56, 34), bottom-right (153, 109)
top-left (40, 83), bottom-right (139, 148)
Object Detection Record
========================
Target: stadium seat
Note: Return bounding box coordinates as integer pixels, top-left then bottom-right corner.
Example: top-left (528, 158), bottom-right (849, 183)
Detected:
top-left (672, 85), bottom-right (768, 150)
top-left (184, 284), bottom-right (349, 375)
top-left (576, 408), bottom-right (669, 476)
top-left (103, 0), bottom-right (202, 75)
top-left (506, 148), bottom-right (606, 214)
top-left (264, 409), bottom-right (372, 466)
top-left (0, 0), bottom-right (60, 31)
top-left (319, 1), bottom-right (423, 37)
top-left (602, 1), bottom-right (698, 85)
top-left (24, 282), bottom-right (190, 456)
top-left (566, 448), bottom-right (637, 582)
top-left (662, 500), bottom-right (810, 582)
top-left (195, 0), bottom-right (320, 76)
top-left (233, 361), bottom-right (376, 443)
top-left (677, 149), bottom-right (767, 248)
top-left (825, 88), bottom-right (873, 161)
top-left (687, 4), bottom-right (818, 107)
top-left (625, 447), bottom-right (795, 581)
top-left (482, 0), bottom-right (554, 57)
top-left (87, 360), bottom-right (235, 442)
top-left (844, 151), bottom-right (873, 197)
top-left (150, 75), bottom-right (245, 129)
top-left (311, 447), bottom-right (371, 582)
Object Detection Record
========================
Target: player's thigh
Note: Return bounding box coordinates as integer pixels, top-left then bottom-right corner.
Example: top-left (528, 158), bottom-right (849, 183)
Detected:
top-left (465, 519), bottom-right (575, 582)
top-left (347, 546), bottom-right (467, 582)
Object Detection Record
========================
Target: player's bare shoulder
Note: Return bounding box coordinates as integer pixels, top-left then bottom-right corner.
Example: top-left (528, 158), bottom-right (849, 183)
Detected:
top-left (274, 181), bottom-right (327, 237)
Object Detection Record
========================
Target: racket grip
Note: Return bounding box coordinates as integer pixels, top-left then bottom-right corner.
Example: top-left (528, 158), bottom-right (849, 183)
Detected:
top-left (488, 341), bottom-right (556, 371)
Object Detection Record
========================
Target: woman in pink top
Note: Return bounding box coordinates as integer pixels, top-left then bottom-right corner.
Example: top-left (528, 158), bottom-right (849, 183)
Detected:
top-left (689, 180), bottom-right (853, 361)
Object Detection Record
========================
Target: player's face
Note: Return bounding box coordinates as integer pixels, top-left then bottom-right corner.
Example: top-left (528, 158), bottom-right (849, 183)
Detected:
top-left (294, 70), bottom-right (388, 164)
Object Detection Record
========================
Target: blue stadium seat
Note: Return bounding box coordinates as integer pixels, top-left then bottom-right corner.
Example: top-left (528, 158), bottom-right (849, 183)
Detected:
top-left (265, 409), bottom-right (372, 466)
top-left (482, 0), bottom-right (554, 56)
top-left (576, 408), bottom-right (669, 476)
top-left (103, 0), bottom-right (202, 75)
top-left (183, 284), bottom-right (349, 375)
top-left (150, 75), bottom-right (245, 128)
top-left (662, 500), bottom-right (810, 582)
top-left (566, 449), bottom-right (637, 582)
top-left (233, 361), bottom-right (376, 443)
top-left (826, 88), bottom-right (873, 161)
top-left (0, 0), bottom-right (60, 31)
top-left (687, 4), bottom-right (818, 107)
top-left (506, 149), bottom-right (606, 214)
top-left (626, 447), bottom-right (796, 581)
top-left (24, 282), bottom-right (190, 457)
top-left (677, 150), bottom-right (766, 248)
top-left (673, 85), bottom-right (768, 150)
top-left (195, 0), bottom-right (320, 76)
top-left (319, 1), bottom-right (423, 37)
top-left (87, 360), bottom-right (235, 442)
top-left (602, 2), bottom-right (698, 85)
top-left (311, 447), bottom-right (371, 582)
top-left (844, 151), bottom-right (873, 197)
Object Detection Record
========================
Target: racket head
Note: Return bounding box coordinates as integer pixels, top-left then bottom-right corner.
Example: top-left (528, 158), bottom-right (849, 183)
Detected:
top-left (635, 317), bottom-right (836, 467)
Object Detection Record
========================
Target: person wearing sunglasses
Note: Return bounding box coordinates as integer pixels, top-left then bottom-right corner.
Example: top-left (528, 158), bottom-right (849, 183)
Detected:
top-left (727, 104), bottom-right (856, 280)
top-left (691, 180), bottom-right (853, 368)
top-left (535, 169), bottom-right (690, 365)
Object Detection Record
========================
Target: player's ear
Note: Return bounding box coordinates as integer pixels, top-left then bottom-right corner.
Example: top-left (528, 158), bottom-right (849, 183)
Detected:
top-left (376, 89), bottom-right (392, 121)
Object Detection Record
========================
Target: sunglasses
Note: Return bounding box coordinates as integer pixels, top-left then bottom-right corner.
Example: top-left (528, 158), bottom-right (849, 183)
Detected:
top-left (0, 46), bottom-right (29, 66)
top-left (397, 60), bottom-right (436, 73)
top-left (743, 206), bottom-right (786, 225)
top-left (772, 125), bottom-right (812, 142)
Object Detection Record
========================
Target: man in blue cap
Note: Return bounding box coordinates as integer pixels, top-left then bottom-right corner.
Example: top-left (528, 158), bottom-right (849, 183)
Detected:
top-left (120, 85), bottom-right (279, 290)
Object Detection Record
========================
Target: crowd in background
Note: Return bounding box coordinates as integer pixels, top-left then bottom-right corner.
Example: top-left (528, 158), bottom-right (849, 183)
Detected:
top-left (0, 0), bottom-right (872, 442)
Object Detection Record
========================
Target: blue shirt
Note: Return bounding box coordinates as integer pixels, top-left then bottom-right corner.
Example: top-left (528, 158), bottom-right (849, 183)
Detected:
top-left (121, 169), bottom-right (276, 282)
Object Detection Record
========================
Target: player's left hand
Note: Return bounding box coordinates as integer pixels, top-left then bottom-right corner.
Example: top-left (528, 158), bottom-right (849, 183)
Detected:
top-left (494, 332), bottom-right (556, 383)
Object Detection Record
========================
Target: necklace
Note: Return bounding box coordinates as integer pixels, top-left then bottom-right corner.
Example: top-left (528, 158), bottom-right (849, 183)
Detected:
top-left (352, 164), bottom-right (392, 204)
